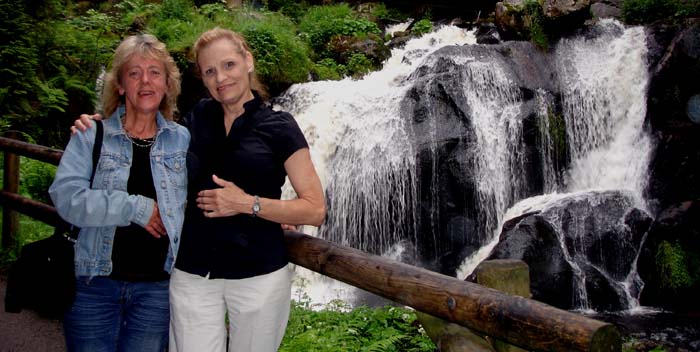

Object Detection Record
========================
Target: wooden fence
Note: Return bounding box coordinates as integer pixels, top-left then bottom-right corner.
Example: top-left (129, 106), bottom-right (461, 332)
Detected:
top-left (0, 134), bottom-right (621, 351)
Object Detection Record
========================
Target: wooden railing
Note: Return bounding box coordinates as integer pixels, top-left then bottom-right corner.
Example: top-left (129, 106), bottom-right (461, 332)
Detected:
top-left (0, 135), bottom-right (621, 351)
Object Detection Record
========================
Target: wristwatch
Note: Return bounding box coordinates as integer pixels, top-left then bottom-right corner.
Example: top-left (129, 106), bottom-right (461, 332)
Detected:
top-left (252, 195), bottom-right (261, 217)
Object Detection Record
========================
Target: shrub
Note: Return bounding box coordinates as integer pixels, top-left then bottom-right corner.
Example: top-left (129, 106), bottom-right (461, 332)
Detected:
top-left (312, 58), bottom-right (346, 81)
top-left (622, 0), bottom-right (699, 24)
top-left (299, 4), bottom-right (381, 59)
top-left (411, 18), bottom-right (433, 36)
top-left (232, 11), bottom-right (312, 91)
top-left (656, 240), bottom-right (698, 291)
top-left (281, 298), bottom-right (436, 352)
top-left (346, 53), bottom-right (373, 78)
top-left (523, 0), bottom-right (548, 50)
top-left (19, 157), bottom-right (56, 204)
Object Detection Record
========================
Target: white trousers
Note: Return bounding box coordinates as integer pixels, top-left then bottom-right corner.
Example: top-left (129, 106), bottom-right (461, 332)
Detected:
top-left (169, 265), bottom-right (293, 352)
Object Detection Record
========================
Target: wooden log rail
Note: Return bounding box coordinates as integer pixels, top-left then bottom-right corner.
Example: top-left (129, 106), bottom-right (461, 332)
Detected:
top-left (0, 135), bottom-right (621, 351)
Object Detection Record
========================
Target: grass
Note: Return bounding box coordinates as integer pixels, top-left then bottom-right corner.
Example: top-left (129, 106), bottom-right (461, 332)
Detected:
top-left (0, 210), bottom-right (55, 269)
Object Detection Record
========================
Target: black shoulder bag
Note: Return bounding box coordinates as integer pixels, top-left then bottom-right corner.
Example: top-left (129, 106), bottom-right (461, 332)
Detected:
top-left (4, 120), bottom-right (103, 319)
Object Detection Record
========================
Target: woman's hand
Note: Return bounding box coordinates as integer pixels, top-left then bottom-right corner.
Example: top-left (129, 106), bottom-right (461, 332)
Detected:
top-left (197, 175), bottom-right (252, 218)
top-left (70, 114), bottom-right (102, 135)
top-left (144, 202), bottom-right (167, 238)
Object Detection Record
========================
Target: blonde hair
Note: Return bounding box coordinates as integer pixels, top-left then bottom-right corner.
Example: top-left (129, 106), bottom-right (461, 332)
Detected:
top-left (193, 27), bottom-right (269, 100)
top-left (101, 34), bottom-right (181, 120)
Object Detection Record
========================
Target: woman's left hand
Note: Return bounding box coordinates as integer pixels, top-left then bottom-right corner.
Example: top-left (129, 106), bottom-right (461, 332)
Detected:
top-left (197, 175), bottom-right (251, 218)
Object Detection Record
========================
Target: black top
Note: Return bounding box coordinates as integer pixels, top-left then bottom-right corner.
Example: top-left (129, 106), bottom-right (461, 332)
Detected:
top-left (110, 140), bottom-right (170, 281)
top-left (175, 93), bottom-right (309, 279)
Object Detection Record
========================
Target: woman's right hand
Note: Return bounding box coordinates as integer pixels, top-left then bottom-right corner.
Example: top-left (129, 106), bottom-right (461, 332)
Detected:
top-left (144, 202), bottom-right (167, 239)
top-left (70, 113), bottom-right (102, 135)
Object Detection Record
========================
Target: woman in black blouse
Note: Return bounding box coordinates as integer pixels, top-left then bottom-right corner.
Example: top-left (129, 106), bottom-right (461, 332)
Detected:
top-left (170, 28), bottom-right (325, 352)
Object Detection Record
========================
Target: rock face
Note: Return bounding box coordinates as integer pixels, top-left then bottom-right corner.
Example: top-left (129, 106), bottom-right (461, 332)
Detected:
top-left (543, 0), bottom-right (591, 18)
top-left (645, 19), bottom-right (700, 213)
top-left (400, 42), bottom-right (559, 274)
top-left (637, 200), bottom-right (700, 311)
top-left (638, 20), bottom-right (700, 312)
top-left (487, 191), bottom-right (653, 311)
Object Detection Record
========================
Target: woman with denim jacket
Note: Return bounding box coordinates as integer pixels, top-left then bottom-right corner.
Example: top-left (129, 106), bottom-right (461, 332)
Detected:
top-left (49, 34), bottom-right (189, 352)
top-left (72, 28), bottom-right (325, 352)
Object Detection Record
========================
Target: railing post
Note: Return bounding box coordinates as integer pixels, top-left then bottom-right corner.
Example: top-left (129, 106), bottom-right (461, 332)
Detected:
top-left (2, 131), bottom-right (21, 249)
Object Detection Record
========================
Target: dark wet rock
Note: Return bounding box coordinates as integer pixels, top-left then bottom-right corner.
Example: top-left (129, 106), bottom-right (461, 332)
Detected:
top-left (645, 19), bottom-right (700, 212)
top-left (638, 200), bottom-right (700, 312)
top-left (487, 191), bottom-right (652, 311)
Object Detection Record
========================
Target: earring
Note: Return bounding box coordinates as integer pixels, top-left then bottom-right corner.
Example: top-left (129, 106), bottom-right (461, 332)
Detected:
top-left (248, 67), bottom-right (253, 73)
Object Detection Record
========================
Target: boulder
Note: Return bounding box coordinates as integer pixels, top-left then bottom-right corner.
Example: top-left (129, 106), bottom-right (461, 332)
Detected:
top-left (645, 19), bottom-right (700, 212)
top-left (638, 200), bottom-right (700, 311)
top-left (542, 0), bottom-right (591, 18)
top-left (487, 191), bottom-right (653, 311)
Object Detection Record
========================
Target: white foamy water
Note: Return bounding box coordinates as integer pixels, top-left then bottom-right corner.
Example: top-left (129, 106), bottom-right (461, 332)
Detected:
top-left (280, 20), bottom-right (653, 310)
top-left (276, 26), bottom-right (476, 306)
top-left (556, 20), bottom-right (651, 205)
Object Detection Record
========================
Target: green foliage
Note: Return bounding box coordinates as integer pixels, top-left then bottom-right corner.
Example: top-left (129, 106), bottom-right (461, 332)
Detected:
top-left (656, 240), bottom-right (699, 291)
top-left (0, 0), bottom-right (398, 148)
top-left (369, 3), bottom-right (409, 23)
top-left (281, 295), bottom-right (436, 352)
top-left (0, 213), bottom-right (55, 268)
top-left (412, 19), bottom-right (433, 36)
top-left (266, 0), bottom-right (310, 22)
top-left (313, 58), bottom-right (346, 81)
top-left (299, 4), bottom-right (381, 59)
top-left (233, 12), bottom-right (312, 89)
top-left (159, 0), bottom-right (195, 22)
top-left (622, 0), bottom-right (700, 24)
top-left (19, 157), bottom-right (57, 204)
top-left (346, 53), bottom-right (373, 78)
top-left (523, 0), bottom-right (548, 50)
top-left (199, 2), bottom-right (230, 19)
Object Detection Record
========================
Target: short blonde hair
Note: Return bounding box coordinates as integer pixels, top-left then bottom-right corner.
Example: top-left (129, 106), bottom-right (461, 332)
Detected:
top-left (101, 34), bottom-right (181, 120)
top-left (193, 27), bottom-right (268, 100)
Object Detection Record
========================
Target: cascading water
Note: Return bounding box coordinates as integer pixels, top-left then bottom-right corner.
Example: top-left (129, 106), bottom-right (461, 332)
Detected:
top-left (557, 20), bottom-right (651, 201)
top-left (275, 26), bottom-right (476, 304)
top-left (543, 20), bottom-right (651, 311)
top-left (276, 20), bottom-right (653, 310)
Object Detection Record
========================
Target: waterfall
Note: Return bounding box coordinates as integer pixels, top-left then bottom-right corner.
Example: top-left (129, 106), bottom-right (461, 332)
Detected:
top-left (277, 20), bottom-right (653, 310)
top-left (549, 20), bottom-right (650, 310)
top-left (275, 26), bottom-right (476, 304)
top-left (556, 20), bottom-right (651, 202)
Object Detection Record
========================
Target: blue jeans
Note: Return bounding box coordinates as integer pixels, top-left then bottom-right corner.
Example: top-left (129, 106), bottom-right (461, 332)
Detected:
top-left (63, 276), bottom-right (170, 352)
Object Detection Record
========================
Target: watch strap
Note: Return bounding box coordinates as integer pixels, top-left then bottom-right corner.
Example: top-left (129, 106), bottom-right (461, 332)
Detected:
top-left (252, 195), bottom-right (261, 217)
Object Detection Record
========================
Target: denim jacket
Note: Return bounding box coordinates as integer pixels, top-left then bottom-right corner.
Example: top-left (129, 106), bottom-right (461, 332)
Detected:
top-left (49, 106), bottom-right (190, 278)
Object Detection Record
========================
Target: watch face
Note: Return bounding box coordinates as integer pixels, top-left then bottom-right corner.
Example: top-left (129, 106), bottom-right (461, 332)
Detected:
top-left (253, 204), bottom-right (261, 212)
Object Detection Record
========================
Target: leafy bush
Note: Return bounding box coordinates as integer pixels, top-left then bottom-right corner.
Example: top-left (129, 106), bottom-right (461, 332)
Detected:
top-left (622, 0), bottom-right (700, 24)
top-left (265, 0), bottom-right (310, 22)
top-left (158, 0), bottom-right (195, 22)
top-left (368, 3), bottom-right (409, 23)
top-left (656, 240), bottom-right (699, 291)
top-left (346, 53), bottom-right (373, 78)
top-left (19, 157), bottom-right (56, 204)
top-left (299, 4), bottom-right (381, 59)
top-left (523, 0), bottom-right (548, 50)
top-left (232, 11), bottom-right (312, 91)
top-left (411, 18), bottom-right (433, 36)
top-left (312, 58), bottom-right (346, 81)
top-left (281, 297), bottom-right (436, 352)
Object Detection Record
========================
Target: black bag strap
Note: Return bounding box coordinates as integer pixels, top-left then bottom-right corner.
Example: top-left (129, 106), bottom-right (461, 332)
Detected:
top-left (90, 120), bottom-right (103, 187)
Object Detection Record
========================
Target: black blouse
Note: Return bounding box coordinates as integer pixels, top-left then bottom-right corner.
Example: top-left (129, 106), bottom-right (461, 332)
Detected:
top-left (175, 93), bottom-right (309, 279)
top-left (110, 141), bottom-right (170, 281)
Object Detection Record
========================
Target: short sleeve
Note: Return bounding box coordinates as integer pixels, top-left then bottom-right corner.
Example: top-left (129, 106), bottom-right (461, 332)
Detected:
top-left (260, 111), bottom-right (309, 163)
